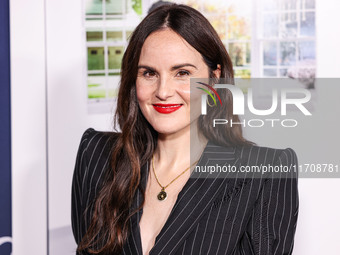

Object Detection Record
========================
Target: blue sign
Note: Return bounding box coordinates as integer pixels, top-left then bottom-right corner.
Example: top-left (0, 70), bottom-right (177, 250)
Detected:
top-left (0, 0), bottom-right (12, 253)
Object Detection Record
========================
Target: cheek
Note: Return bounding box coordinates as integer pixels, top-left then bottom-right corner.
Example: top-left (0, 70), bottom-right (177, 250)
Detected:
top-left (174, 82), bottom-right (191, 104)
top-left (177, 88), bottom-right (191, 104)
top-left (136, 83), bottom-right (150, 104)
top-left (136, 87), bottom-right (144, 103)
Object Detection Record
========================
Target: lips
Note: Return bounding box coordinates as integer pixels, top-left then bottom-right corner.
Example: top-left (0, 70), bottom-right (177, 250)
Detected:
top-left (152, 104), bottom-right (183, 114)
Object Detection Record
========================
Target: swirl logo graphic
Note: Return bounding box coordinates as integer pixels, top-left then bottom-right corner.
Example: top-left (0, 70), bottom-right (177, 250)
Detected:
top-left (0, 236), bottom-right (12, 246)
top-left (196, 82), bottom-right (222, 106)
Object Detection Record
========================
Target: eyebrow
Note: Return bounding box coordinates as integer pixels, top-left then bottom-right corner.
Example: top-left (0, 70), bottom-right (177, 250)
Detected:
top-left (137, 63), bottom-right (197, 72)
top-left (137, 65), bottom-right (156, 72)
top-left (171, 63), bottom-right (197, 71)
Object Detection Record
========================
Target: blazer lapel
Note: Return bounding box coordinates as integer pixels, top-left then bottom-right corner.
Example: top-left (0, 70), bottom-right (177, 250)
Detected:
top-left (149, 141), bottom-right (242, 255)
top-left (123, 140), bottom-right (243, 255)
top-left (123, 162), bottom-right (149, 255)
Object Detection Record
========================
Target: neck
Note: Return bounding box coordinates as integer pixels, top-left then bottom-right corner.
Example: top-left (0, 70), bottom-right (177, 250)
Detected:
top-left (153, 120), bottom-right (208, 175)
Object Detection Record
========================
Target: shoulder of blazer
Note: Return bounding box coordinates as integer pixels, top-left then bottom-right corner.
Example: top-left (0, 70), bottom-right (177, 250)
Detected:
top-left (72, 128), bottom-right (121, 245)
top-left (235, 144), bottom-right (299, 180)
top-left (75, 128), bottom-right (120, 206)
top-left (237, 145), bottom-right (295, 164)
top-left (206, 140), bottom-right (298, 169)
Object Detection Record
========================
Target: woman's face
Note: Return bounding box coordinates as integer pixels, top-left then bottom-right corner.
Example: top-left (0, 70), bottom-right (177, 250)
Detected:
top-left (136, 28), bottom-right (219, 136)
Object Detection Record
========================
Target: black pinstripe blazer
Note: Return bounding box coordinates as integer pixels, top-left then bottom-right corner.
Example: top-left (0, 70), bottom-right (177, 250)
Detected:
top-left (72, 128), bottom-right (299, 255)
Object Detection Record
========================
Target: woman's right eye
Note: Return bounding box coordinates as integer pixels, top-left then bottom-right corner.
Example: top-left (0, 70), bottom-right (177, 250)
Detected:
top-left (143, 70), bottom-right (156, 78)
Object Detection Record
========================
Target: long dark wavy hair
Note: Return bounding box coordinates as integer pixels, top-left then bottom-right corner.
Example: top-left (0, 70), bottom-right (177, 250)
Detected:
top-left (78, 3), bottom-right (252, 254)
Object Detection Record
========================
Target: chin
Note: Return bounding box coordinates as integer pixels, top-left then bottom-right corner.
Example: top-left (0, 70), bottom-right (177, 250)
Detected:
top-left (152, 122), bottom-right (189, 135)
top-left (153, 125), bottom-right (180, 134)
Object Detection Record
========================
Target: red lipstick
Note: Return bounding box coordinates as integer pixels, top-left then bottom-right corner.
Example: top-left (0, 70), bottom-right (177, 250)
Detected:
top-left (152, 104), bottom-right (183, 114)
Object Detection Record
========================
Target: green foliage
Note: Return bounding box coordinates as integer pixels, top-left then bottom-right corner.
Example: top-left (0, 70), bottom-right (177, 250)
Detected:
top-left (88, 83), bottom-right (101, 88)
top-left (234, 69), bottom-right (251, 78)
top-left (88, 89), bottom-right (106, 98)
top-left (132, 0), bottom-right (142, 15)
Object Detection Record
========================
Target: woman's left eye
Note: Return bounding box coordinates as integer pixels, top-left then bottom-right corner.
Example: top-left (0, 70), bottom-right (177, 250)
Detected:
top-left (176, 70), bottom-right (190, 77)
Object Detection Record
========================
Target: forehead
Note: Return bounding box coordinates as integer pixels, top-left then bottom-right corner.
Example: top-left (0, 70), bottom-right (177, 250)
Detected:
top-left (139, 28), bottom-right (203, 64)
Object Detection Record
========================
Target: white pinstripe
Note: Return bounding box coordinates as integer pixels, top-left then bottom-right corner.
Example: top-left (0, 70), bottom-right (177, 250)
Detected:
top-left (71, 128), bottom-right (299, 255)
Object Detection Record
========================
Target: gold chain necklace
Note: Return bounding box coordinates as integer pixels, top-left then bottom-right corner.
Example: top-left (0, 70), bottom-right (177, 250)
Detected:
top-left (151, 154), bottom-right (199, 201)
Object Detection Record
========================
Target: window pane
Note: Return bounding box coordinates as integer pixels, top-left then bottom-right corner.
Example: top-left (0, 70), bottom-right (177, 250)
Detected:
top-left (126, 29), bottom-right (134, 40)
top-left (229, 43), bottom-right (251, 67)
top-left (109, 72), bottom-right (121, 76)
top-left (280, 12), bottom-right (297, 38)
top-left (203, 1), bottom-right (228, 14)
top-left (301, 0), bottom-right (315, 9)
top-left (263, 41), bottom-right (277, 66)
top-left (107, 76), bottom-right (120, 98)
top-left (86, 0), bottom-right (103, 15)
top-left (260, 0), bottom-right (316, 79)
top-left (262, 0), bottom-right (279, 11)
top-left (88, 76), bottom-right (106, 99)
top-left (107, 30), bottom-right (123, 42)
top-left (88, 47), bottom-right (105, 70)
top-left (132, 0), bottom-right (142, 15)
top-left (86, 31), bottom-right (103, 41)
top-left (281, 0), bottom-right (298, 10)
top-left (263, 68), bottom-right (277, 76)
top-left (108, 46), bottom-right (124, 69)
top-left (227, 14), bottom-right (251, 40)
top-left (108, 88), bottom-right (119, 98)
top-left (230, 0), bottom-right (252, 13)
top-left (298, 41), bottom-right (315, 61)
top-left (263, 14), bottom-right (278, 37)
top-left (234, 69), bottom-right (251, 78)
top-left (279, 68), bottom-right (288, 77)
top-left (106, 0), bottom-right (124, 15)
top-left (170, 0), bottom-right (199, 10)
top-left (208, 15), bottom-right (227, 41)
top-left (300, 11), bottom-right (315, 36)
top-left (280, 41), bottom-right (296, 66)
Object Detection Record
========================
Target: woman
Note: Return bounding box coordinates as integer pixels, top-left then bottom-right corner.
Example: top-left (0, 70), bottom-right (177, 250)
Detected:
top-left (72, 4), bottom-right (299, 255)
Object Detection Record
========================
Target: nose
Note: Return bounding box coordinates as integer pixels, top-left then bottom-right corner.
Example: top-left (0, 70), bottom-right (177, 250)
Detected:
top-left (155, 76), bottom-right (174, 100)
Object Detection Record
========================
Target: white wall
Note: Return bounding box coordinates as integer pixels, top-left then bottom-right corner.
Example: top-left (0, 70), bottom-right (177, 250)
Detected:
top-left (45, 0), bottom-right (113, 231)
top-left (45, 0), bottom-right (114, 253)
top-left (316, 0), bottom-right (340, 77)
top-left (294, 0), bottom-right (340, 254)
top-left (10, 0), bottom-right (48, 254)
top-left (10, 0), bottom-right (113, 253)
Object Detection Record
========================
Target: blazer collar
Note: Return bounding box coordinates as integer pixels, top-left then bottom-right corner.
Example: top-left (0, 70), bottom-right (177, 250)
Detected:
top-left (124, 140), bottom-right (242, 255)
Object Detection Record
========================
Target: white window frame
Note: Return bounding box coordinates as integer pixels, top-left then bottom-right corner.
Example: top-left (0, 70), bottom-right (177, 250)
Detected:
top-left (84, 0), bottom-right (316, 112)
top-left (254, 0), bottom-right (316, 78)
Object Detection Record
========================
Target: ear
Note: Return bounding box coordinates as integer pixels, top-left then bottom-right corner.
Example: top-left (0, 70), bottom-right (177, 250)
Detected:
top-left (212, 64), bottom-right (221, 79)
